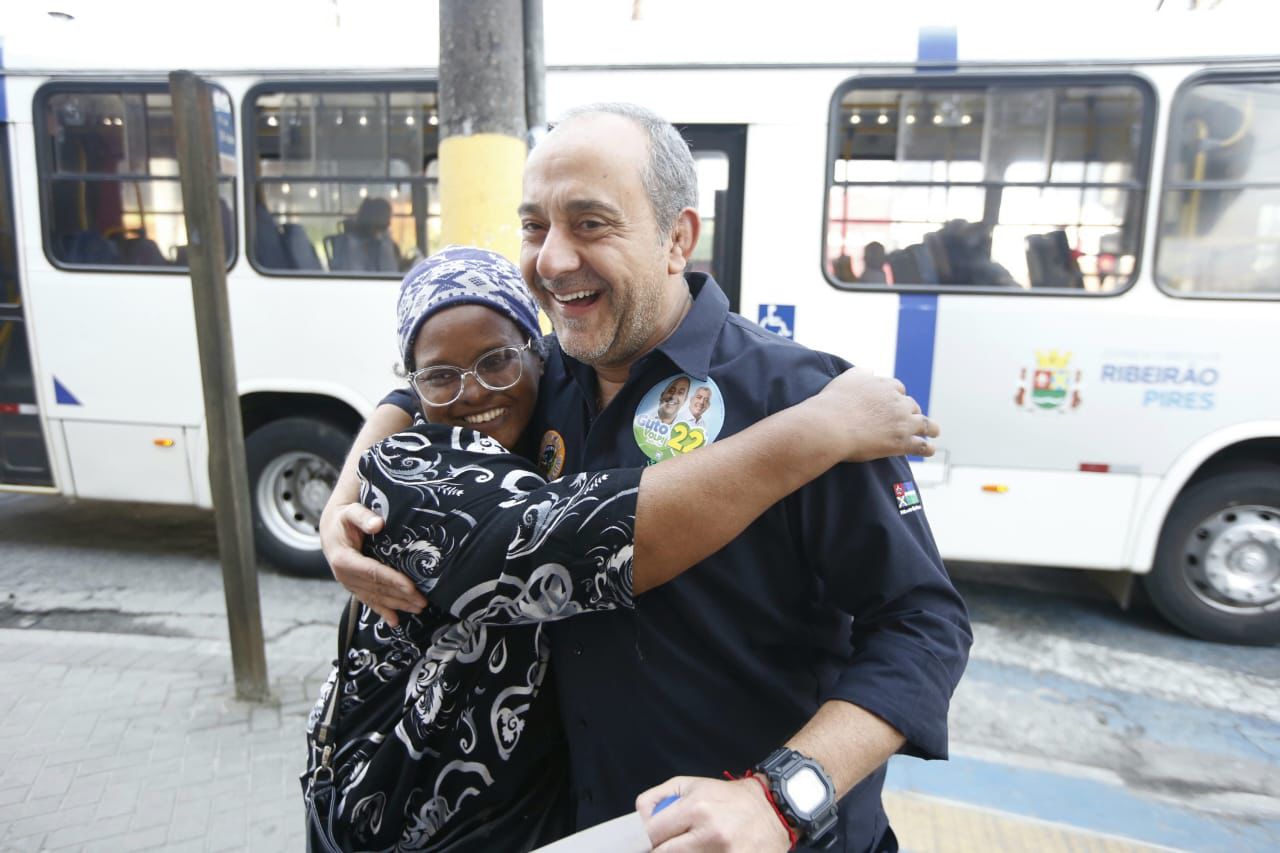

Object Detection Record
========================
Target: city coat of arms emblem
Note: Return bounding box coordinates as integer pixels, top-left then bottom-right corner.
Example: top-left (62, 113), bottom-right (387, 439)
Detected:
top-left (1015, 350), bottom-right (1083, 412)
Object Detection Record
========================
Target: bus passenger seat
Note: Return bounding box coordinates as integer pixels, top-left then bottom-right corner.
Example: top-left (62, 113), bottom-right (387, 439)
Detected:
top-left (254, 204), bottom-right (292, 269)
top-left (909, 243), bottom-right (939, 284)
top-left (887, 248), bottom-right (922, 285)
top-left (55, 231), bottom-right (120, 266)
top-left (114, 233), bottom-right (168, 266)
top-left (280, 225), bottom-right (322, 271)
top-left (832, 254), bottom-right (857, 282)
top-left (1026, 231), bottom-right (1084, 289)
top-left (924, 232), bottom-right (953, 283)
top-left (325, 198), bottom-right (399, 272)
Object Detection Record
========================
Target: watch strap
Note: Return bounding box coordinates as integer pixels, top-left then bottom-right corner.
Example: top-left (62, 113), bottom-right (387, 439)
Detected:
top-left (753, 748), bottom-right (839, 848)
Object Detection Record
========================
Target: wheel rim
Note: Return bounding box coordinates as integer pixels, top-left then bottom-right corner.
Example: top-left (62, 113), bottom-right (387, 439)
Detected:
top-left (1181, 503), bottom-right (1280, 613)
top-left (255, 451), bottom-right (338, 551)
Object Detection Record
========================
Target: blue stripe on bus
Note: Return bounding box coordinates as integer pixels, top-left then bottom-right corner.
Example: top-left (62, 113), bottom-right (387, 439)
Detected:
top-left (891, 26), bottom-right (957, 423)
top-left (917, 25), bottom-right (958, 66)
top-left (0, 43), bottom-right (7, 123)
top-left (893, 295), bottom-right (937, 419)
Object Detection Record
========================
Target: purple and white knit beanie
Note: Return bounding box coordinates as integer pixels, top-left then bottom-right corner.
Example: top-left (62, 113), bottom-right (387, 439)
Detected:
top-left (396, 246), bottom-right (542, 370)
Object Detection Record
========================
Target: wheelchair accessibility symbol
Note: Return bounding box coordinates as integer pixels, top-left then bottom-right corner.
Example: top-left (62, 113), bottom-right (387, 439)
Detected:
top-left (757, 304), bottom-right (795, 340)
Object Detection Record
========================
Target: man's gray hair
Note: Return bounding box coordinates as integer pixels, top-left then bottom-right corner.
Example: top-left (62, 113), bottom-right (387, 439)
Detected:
top-left (554, 102), bottom-right (698, 238)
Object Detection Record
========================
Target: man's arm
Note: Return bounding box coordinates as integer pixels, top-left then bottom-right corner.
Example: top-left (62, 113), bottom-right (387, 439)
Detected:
top-left (639, 360), bottom-right (971, 852)
top-left (386, 368), bottom-right (939, 620)
top-left (327, 370), bottom-right (937, 626)
top-left (637, 703), bottom-right (903, 852)
top-left (634, 367), bottom-right (933, 594)
top-left (319, 400), bottom-right (424, 626)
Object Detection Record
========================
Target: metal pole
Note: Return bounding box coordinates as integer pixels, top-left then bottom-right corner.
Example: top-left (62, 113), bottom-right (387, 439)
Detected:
top-left (168, 70), bottom-right (270, 702)
top-left (523, 0), bottom-right (546, 147)
top-left (439, 0), bottom-right (528, 260)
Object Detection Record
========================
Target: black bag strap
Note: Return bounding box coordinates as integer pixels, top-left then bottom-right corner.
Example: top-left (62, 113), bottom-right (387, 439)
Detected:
top-left (312, 596), bottom-right (361, 768)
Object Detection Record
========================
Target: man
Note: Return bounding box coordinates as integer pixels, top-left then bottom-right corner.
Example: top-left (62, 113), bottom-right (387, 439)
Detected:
top-left (653, 375), bottom-right (690, 425)
top-left (682, 385), bottom-right (713, 428)
top-left (322, 102), bottom-right (970, 852)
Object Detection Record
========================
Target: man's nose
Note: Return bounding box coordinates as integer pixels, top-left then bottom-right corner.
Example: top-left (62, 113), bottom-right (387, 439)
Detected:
top-left (535, 224), bottom-right (581, 282)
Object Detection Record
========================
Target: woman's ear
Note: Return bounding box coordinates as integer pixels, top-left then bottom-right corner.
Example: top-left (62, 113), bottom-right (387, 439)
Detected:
top-left (666, 208), bottom-right (700, 275)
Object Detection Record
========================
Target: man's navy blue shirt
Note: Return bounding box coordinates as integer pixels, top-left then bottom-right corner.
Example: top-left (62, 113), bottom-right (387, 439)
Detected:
top-left (526, 274), bottom-right (972, 852)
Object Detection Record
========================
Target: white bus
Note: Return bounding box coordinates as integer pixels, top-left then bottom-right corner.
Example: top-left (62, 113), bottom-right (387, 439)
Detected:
top-left (1, 8), bottom-right (1276, 643)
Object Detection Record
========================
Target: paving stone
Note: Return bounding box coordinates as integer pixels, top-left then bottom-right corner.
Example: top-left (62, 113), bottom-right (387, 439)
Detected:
top-left (74, 747), bottom-right (154, 779)
top-left (43, 813), bottom-right (131, 850)
top-left (59, 773), bottom-right (109, 809)
top-left (28, 764), bottom-right (75, 800)
top-left (165, 797), bottom-right (212, 843)
top-left (128, 788), bottom-right (178, 831)
top-left (44, 741), bottom-right (119, 769)
top-left (83, 823), bottom-right (168, 853)
top-left (206, 809), bottom-right (249, 851)
top-left (0, 777), bottom-right (30, 805)
top-left (93, 778), bottom-right (142, 820)
top-left (8, 802), bottom-right (96, 843)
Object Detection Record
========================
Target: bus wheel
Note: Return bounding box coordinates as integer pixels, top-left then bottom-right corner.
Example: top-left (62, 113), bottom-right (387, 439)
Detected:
top-left (245, 417), bottom-right (349, 579)
top-left (1145, 466), bottom-right (1280, 645)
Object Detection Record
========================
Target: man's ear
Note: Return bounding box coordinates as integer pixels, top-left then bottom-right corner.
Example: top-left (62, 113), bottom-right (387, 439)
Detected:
top-left (666, 208), bottom-right (700, 275)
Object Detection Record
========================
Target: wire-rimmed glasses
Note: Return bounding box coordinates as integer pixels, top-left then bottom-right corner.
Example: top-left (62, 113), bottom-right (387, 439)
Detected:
top-left (408, 340), bottom-right (533, 407)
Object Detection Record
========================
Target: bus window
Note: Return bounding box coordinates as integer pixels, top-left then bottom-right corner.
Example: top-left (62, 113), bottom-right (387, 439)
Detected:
top-left (248, 86), bottom-right (439, 275)
top-left (1158, 76), bottom-right (1280, 298)
top-left (38, 86), bottom-right (236, 270)
top-left (825, 77), bottom-right (1152, 294)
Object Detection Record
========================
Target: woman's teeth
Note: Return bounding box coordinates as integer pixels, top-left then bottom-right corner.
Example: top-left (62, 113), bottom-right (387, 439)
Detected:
top-left (465, 408), bottom-right (507, 425)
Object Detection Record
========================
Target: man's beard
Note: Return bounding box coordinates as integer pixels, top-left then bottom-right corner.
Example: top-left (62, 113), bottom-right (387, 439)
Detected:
top-left (537, 271), bottom-right (663, 367)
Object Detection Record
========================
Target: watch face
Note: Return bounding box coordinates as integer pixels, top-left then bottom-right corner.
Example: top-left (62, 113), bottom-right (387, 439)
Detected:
top-left (783, 766), bottom-right (828, 818)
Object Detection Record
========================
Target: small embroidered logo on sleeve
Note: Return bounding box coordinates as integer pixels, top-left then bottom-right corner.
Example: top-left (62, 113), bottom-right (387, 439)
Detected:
top-left (894, 481), bottom-right (923, 515)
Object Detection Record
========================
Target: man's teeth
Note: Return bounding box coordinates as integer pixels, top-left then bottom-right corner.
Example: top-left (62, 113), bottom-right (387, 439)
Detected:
top-left (465, 408), bottom-right (507, 425)
top-left (553, 290), bottom-right (596, 303)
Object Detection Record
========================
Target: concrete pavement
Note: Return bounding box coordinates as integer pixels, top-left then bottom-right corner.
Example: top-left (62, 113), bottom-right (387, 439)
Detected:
top-left (0, 622), bottom-right (1190, 852)
top-left (2, 492), bottom-right (1276, 851)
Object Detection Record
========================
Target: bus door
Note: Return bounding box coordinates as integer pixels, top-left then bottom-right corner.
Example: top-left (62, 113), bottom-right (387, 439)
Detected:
top-left (0, 126), bottom-right (54, 488)
top-left (682, 125), bottom-right (746, 313)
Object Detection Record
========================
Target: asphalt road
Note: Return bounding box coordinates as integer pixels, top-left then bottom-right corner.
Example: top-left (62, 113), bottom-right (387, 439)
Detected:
top-left (1, 492), bottom-right (1278, 851)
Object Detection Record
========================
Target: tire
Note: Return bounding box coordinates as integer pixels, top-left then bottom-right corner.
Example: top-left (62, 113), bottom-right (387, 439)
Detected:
top-left (1144, 464), bottom-right (1280, 645)
top-left (245, 417), bottom-right (350, 579)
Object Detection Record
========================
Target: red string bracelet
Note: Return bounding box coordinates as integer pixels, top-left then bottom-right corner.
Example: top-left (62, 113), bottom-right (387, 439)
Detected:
top-left (723, 769), bottom-right (799, 849)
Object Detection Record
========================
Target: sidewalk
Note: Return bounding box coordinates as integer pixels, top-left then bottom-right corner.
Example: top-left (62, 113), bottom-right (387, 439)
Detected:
top-left (0, 625), bottom-right (1177, 852)
top-left (0, 627), bottom-right (323, 852)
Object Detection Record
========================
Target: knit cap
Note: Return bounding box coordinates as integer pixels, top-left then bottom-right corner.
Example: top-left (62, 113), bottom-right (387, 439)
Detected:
top-left (396, 246), bottom-right (542, 370)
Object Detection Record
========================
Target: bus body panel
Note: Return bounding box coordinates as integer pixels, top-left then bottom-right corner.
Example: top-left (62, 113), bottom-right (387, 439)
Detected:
top-left (1127, 420), bottom-right (1280, 572)
top-left (225, 275), bottom-right (399, 418)
top-left (922, 466), bottom-right (1142, 569)
top-left (1, 12), bottom-right (1277, 624)
top-left (61, 419), bottom-right (195, 504)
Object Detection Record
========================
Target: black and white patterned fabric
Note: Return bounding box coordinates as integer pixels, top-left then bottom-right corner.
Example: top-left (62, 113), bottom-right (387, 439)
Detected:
top-left (303, 423), bottom-right (640, 851)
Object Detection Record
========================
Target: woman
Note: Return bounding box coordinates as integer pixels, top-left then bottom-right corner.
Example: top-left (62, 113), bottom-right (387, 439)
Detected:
top-left (304, 246), bottom-right (935, 851)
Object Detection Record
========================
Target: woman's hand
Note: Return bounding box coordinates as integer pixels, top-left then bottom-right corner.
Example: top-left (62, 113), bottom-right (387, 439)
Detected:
top-left (808, 367), bottom-right (939, 462)
top-left (320, 500), bottom-right (427, 627)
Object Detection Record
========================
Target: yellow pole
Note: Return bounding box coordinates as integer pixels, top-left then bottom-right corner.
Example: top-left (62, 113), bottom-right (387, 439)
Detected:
top-left (439, 0), bottom-right (529, 264)
top-left (439, 133), bottom-right (526, 261)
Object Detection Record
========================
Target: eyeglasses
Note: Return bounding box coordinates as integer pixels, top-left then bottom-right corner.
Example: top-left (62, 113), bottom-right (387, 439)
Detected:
top-left (408, 340), bottom-right (533, 407)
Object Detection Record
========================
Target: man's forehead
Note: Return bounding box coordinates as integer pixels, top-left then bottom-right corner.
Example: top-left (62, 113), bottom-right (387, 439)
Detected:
top-left (525, 114), bottom-right (647, 178)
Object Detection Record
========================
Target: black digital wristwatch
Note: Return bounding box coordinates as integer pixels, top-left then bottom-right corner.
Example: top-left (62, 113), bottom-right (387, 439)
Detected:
top-left (753, 747), bottom-right (839, 848)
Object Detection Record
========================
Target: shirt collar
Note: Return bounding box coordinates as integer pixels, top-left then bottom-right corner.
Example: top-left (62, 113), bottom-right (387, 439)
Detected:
top-left (651, 273), bottom-right (728, 381)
